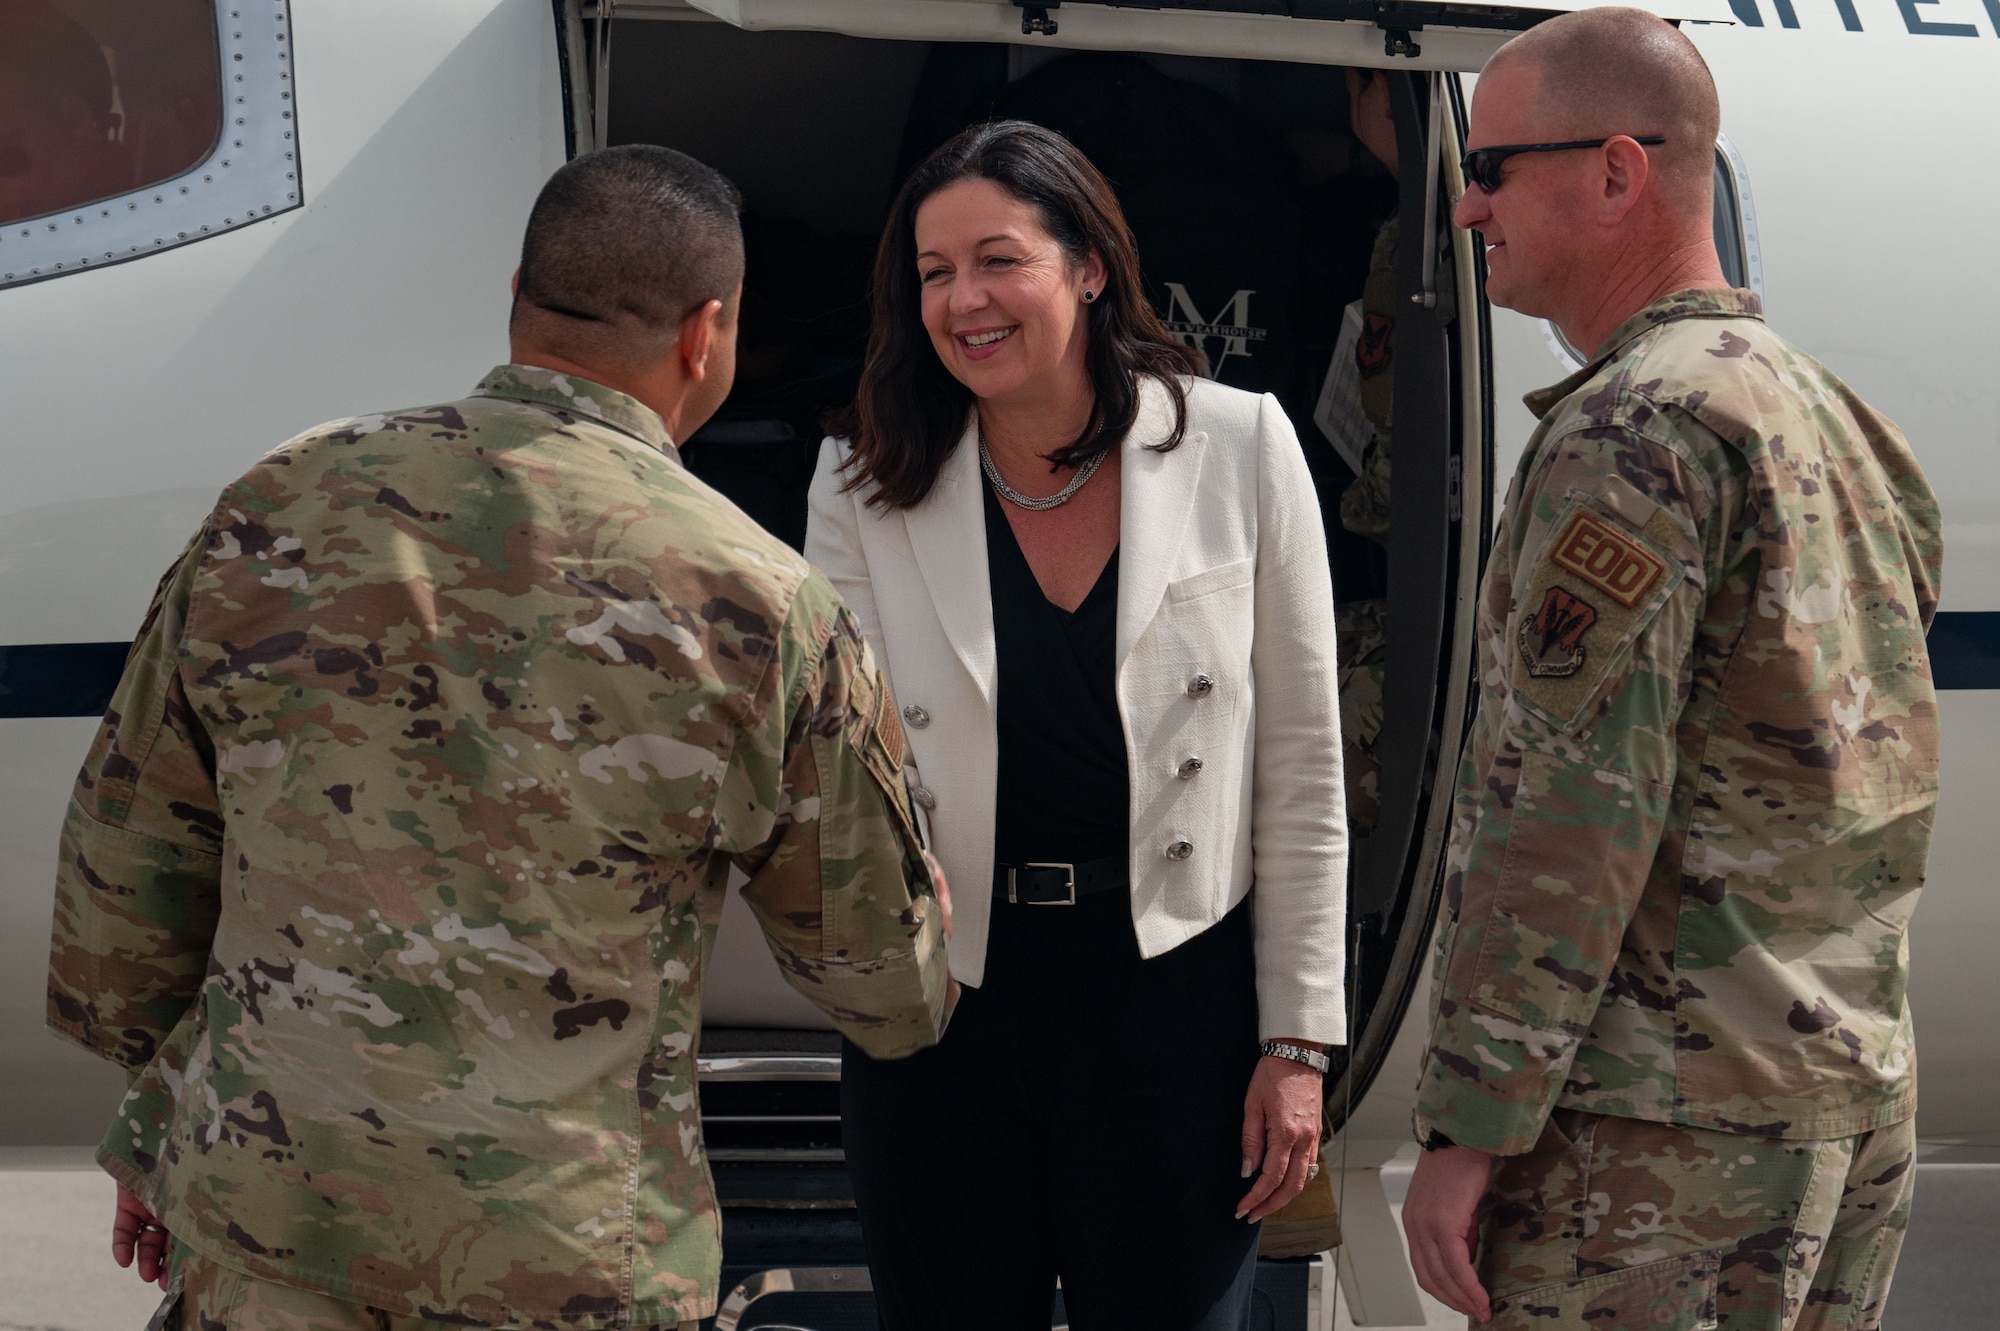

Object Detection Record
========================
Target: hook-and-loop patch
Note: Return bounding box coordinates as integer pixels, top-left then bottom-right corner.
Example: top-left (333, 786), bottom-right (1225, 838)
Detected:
top-left (1512, 492), bottom-right (1687, 734)
top-left (1549, 509), bottom-right (1667, 607)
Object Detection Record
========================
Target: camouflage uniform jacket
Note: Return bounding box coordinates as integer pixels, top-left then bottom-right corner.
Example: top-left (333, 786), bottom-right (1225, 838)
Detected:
top-left (46, 366), bottom-right (953, 1327)
top-left (1338, 214), bottom-right (1398, 547)
top-left (1413, 291), bottom-right (1941, 1157)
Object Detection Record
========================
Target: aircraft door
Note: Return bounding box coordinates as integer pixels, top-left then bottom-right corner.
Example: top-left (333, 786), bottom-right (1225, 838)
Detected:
top-left (1320, 69), bottom-right (1490, 1134)
top-left (578, 10), bottom-right (1500, 1142)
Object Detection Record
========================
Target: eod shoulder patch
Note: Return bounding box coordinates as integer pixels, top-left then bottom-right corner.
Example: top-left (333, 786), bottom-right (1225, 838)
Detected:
top-left (1510, 493), bottom-right (1686, 734)
top-left (1549, 510), bottom-right (1666, 607)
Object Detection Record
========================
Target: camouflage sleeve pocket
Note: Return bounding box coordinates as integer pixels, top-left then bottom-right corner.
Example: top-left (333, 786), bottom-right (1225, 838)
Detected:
top-left (1511, 488), bottom-right (1688, 735)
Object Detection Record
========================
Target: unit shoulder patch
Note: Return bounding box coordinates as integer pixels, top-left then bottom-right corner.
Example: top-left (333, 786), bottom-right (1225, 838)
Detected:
top-left (1358, 312), bottom-right (1394, 376)
top-left (1518, 586), bottom-right (1598, 679)
top-left (1509, 494), bottom-right (1688, 735)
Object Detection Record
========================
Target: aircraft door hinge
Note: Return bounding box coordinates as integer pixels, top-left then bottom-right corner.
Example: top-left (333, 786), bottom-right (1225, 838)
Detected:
top-left (1383, 26), bottom-right (1422, 58)
top-left (1016, 2), bottom-right (1060, 36)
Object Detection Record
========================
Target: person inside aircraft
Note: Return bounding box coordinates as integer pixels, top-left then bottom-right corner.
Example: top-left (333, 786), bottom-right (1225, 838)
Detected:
top-left (48, 144), bottom-right (954, 1329)
top-left (808, 120), bottom-right (1348, 1330)
top-left (1319, 66), bottom-right (1401, 835)
top-left (87, 0), bottom-right (226, 193)
top-left (1400, 9), bottom-right (1939, 1328)
top-left (0, 0), bottom-right (130, 226)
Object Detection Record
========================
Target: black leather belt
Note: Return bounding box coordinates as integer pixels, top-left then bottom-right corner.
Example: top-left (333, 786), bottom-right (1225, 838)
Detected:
top-left (992, 854), bottom-right (1127, 906)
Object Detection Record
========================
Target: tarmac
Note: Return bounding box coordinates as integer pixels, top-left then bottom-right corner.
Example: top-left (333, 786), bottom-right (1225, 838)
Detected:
top-left (1, 1147), bottom-right (1990, 1330)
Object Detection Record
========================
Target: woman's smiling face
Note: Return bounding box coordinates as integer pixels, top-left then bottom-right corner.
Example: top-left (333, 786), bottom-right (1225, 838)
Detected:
top-left (913, 177), bottom-right (1102, 408)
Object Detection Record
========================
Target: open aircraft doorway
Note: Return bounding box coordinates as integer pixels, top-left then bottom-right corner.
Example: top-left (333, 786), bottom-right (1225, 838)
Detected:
top-left (568, 5), bottom-right (1496, 1321)
top-left (593, 11), bottom-right (1487, 1129)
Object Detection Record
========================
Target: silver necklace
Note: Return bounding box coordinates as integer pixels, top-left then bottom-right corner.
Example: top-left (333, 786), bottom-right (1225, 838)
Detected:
top-left (978, 418), bottom-right (1107, 512)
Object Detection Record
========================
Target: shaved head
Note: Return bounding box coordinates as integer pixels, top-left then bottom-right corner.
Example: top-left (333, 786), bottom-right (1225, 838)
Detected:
top-left (1488, 7), bottom-right (1719, 204)
top-left (1456, 7), bottom-right (1731, 355)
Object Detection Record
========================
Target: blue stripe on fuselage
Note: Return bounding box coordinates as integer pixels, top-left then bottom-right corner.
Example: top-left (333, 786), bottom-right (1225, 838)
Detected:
top-left (8, 614), bottom-right (2000, 720)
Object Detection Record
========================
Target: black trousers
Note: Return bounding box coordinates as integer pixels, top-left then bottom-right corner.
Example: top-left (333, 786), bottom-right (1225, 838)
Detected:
top-left (842, 892), bottom-right (1263, 1331)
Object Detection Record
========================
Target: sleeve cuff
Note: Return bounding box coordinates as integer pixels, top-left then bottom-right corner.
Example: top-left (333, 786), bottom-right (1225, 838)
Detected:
top-left (774, 902), bottom-right (956, 1061)
top-left (1411, 995), bottom-right (1580, 1156)
top-left (1255, 973), bottom-right (1348, 1047)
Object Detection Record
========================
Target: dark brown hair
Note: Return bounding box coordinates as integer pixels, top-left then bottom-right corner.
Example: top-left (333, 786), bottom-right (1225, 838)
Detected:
top-left (831, 120), bottom-right (1204, 510)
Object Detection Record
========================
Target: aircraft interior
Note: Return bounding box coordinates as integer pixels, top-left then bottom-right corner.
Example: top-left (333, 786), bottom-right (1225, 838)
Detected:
top-left (608, 22), bottom-right (1399, 595)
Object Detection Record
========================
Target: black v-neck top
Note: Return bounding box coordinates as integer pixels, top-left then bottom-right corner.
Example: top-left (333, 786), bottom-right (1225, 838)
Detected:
top-left (983, 482), bottom-right (1130, 865)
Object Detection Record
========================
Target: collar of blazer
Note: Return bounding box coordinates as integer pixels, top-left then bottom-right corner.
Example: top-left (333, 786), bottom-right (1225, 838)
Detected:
top-left (901, 376), bottom-right (1211, 706)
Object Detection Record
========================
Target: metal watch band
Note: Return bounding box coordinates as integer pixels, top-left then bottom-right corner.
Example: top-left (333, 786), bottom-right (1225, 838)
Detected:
top-left (1259, 1040), bottom-right (1330, 1075)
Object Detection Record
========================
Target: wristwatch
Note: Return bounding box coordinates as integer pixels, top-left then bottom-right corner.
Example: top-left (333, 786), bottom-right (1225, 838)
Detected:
top-left (1260, 1040), bottom-right (1331, 1075)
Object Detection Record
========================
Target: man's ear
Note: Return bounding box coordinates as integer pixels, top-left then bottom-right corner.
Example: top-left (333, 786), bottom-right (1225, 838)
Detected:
top-left (510, 267), bottom-right (521, 297)
top-left (1600, 136), bottom-right (1652, 223)
top-left (677, 298), bottom-right (725, 382)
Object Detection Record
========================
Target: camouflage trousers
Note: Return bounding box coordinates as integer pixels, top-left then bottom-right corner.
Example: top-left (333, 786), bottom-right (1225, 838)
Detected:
top-left (148, 1244), bottom-right (699, 1331)
top-left (1335, 597), bottom-right (1387, 835)
top-left (1480, 1109), bottom-right (1915, 1331)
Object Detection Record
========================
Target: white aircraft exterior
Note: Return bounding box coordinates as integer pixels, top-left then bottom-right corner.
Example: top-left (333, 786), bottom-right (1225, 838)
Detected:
top-left (2, 1), bottom-right (1993, 1325)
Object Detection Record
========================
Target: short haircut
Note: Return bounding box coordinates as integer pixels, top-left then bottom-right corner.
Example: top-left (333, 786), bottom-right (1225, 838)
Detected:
top-left (512, 145), bottom-right (744, 363)
top-left (1489, 7), bottom-right (1720, 202)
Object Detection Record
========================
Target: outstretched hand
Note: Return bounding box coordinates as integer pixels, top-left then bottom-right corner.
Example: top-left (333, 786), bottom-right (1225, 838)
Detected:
top-left (1234, 1053), bottom-right (1323, 1221)
top-left (112, 1182), bottom-right (171, 1290)
top-left (1402, 1144), bottom-right (1495, 1322)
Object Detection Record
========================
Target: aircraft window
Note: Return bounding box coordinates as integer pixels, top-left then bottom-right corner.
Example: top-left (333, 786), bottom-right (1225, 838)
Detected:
top-left (0, 0), bottom-right (222, 230)
top-left (0, 0), bottom-right (299, 290)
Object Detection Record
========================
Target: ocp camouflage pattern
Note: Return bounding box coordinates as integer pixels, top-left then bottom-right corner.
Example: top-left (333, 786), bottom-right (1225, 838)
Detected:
top-left (47, 366), bottom-right (953, 1327)
top-left (1335, 598), bottom-right (1386, 834)
top-left (1337, 214), bottom-right (1398, 547)
top-left (1414, 290), bottom-right (1941, 1156)
top-left (1480, 1109), bottom-right (1914, 1330)
top-left (159, 1241), bottom-right (699, 1331)
top-left (1334, 216), bottom-right (1398, 835)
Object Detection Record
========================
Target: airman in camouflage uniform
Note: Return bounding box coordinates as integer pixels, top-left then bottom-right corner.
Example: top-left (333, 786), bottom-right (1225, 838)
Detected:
top-left (1414, 289), bottom-right (1937, 1327)
top-left (1405, 14), bottom-right (1940, 1329)
top-left (1335, 215), bottom-right (1398, 833)
top-left (46, 363), bottom-right (952, 1328)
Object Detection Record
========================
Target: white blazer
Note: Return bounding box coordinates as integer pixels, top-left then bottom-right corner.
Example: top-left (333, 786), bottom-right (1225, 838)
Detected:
top-left (806, 376), bottom-right (1348, 1044)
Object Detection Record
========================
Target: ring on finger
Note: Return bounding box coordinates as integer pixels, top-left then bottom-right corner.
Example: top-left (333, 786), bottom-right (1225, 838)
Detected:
top-left (1307, 1162), bottom-right (1320, 1180)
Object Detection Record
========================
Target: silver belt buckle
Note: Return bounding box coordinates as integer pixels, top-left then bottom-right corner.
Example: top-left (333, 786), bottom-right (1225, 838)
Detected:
top-left (1010, 862), bottom-right (1077, 905)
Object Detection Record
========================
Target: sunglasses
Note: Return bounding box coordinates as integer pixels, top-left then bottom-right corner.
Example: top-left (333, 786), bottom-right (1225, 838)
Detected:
top-left (1459, 137), bottom-right (1667, 194)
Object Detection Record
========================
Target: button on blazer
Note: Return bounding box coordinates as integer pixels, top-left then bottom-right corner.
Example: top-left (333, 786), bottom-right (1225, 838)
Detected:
top-left (806, 375), bottom-right (1348, 1043)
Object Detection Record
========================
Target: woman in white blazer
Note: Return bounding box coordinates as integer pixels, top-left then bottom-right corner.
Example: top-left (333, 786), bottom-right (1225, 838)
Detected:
top-left (808, 122), bottom-right (1348, 1331)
